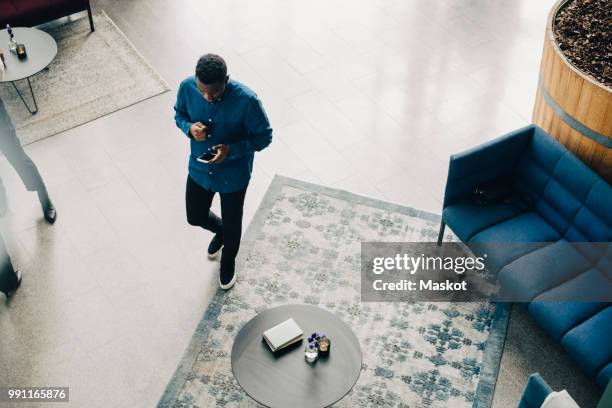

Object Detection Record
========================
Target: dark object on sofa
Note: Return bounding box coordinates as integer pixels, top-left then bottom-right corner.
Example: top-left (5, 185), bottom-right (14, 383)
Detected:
top-left (439, 125), bottom-right (612, 388)
top-left (473, 180), bottom-right (513, 206)
top-left (0, 0), bottom-right (94, 32)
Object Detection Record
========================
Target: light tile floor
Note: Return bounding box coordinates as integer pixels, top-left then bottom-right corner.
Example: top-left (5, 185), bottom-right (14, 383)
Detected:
top-left (0, 0), bottom-right (601, 406)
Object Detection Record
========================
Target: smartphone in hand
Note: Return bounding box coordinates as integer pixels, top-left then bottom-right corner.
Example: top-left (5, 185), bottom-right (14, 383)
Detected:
top-left (197, 150), bottom-right (216, 163)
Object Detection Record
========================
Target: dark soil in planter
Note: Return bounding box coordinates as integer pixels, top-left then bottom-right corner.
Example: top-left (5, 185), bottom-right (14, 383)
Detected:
top-left (554, 0), bottom-right (611, 88)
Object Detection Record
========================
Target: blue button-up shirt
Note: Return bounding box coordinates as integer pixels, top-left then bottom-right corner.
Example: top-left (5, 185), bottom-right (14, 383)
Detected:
top-left (174, 77), bottom-right (272, 193)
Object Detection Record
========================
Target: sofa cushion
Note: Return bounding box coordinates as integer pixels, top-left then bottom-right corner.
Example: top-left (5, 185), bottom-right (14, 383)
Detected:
top-left (551, 148), bottom-right (599, 199)
top-left (498, 240), bottom-right (591, 302)
top-left (442, 199), bottom-right (524, 242)
top-left (511, 129), bottom-right (611, 245)
top-left (561, 306), bottom-right (612, 378)
top-left (535, 175), bottom-right (582, 237)
top-left (528, 269), bottom-right (612, 340)
top-left (584, 180), bottom-right (612, 231)
top-left (469, 212), bottom-right (561, 274)
top-left (565, 205), bottom-right (611, 263)
top-left (597, 362), bottom-right (612, 389)
top-left (470, 212), bottom-right (561, 243)
top-left (532, 149), bottom-right (611, 243)
top-left (567, 206), bottom-right (611, 243)
top-left (564, 178), bottom-right (611, 244)
top-left (597, 244), bottom-right (612, 281)
top-left (511, 129), bottom-right (565, 204)
top-left (524, 128), bottom-right (567, 178)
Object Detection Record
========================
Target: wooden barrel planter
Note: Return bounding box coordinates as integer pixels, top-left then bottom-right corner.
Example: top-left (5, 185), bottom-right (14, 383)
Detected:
top-left (532, 0), bottom-right (612, 183)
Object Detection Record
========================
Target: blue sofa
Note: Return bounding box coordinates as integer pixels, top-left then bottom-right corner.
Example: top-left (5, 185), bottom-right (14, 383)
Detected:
top-left (438, 125), bottom-right (612, 388)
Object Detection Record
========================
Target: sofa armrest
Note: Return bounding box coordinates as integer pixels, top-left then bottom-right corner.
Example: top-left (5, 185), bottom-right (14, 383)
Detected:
top-left (519, 373), bottom-right (554, 408)
top-left (598, 377), bottom-right (612, 408)
top-left (442, 125), bottom-right (534, 208)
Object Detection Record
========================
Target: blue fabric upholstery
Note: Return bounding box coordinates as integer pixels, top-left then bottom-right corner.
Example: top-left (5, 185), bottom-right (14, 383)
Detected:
top-left (499, 240), bottom-right (591, 302)
top-left (442, 125), bottom-right (533, 208)
top-left (441, 200), bottom-right (523, 242)
top-left (529, 270), bottom-right (612, 340)
top-left (469, 213), bottom-right (560, 274)
top-left (598, 245), bottom-right (612, 281)
top-left (469, 213), bottom-right (561, 244)
top-left (440, 125), bottom-right (612, 387)
top-left (586, 181), bottom-right (612, 231)
top-left (597, 363), bottom-right (612, 390)
top-left (518, 373), bottom-right (553, 408)
top-left (511, 129), bottom-right (611, 244)
top-left (561, 307), bottom-right (612, 379)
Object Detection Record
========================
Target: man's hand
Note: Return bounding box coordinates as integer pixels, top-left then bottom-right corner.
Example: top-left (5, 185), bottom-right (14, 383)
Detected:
top-left (190, 122), bottom-right (210, 141)
top-left (209, 144), bottom-right (230, 164)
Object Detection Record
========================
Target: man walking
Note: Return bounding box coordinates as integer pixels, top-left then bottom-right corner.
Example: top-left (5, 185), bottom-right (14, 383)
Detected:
top-left (1, 95), bottom-right (58, 298)
top-left (174, 54), bottom-right (272, 290)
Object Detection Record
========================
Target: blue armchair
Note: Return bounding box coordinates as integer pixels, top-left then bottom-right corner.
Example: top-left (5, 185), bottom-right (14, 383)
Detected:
top-left (518, 373), bottom-right (553, 408)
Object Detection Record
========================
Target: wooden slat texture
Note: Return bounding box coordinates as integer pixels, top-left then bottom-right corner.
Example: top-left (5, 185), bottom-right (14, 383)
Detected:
top-left (533, 0), bottom-right (612, 183)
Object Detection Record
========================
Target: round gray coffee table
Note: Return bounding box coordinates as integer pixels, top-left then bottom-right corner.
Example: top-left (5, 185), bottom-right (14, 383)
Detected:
top-left (0, 27), bottom-right (58, 114)
top-left (231, 304), bottom-right (362, 408)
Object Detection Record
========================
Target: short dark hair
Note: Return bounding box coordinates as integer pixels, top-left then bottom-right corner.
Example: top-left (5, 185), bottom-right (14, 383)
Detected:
top-left (195, 54), bottom-right (227, 84)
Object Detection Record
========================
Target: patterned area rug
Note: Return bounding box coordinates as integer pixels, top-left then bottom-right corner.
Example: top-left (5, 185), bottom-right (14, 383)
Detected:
top-left (0, 10), bottom-right (169, 145)
top-left (159, 176), bottom-right (510, 408)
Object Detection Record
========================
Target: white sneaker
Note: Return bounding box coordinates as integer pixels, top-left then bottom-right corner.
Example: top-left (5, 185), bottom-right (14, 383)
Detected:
top-left (219, 264), bottom-right (236, 290)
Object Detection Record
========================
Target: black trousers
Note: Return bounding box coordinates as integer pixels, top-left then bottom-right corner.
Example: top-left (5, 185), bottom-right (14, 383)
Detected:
top-left (0, 232), bottom-right (18, 294)
top-left (186, 176), bottom-right (247, 266)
